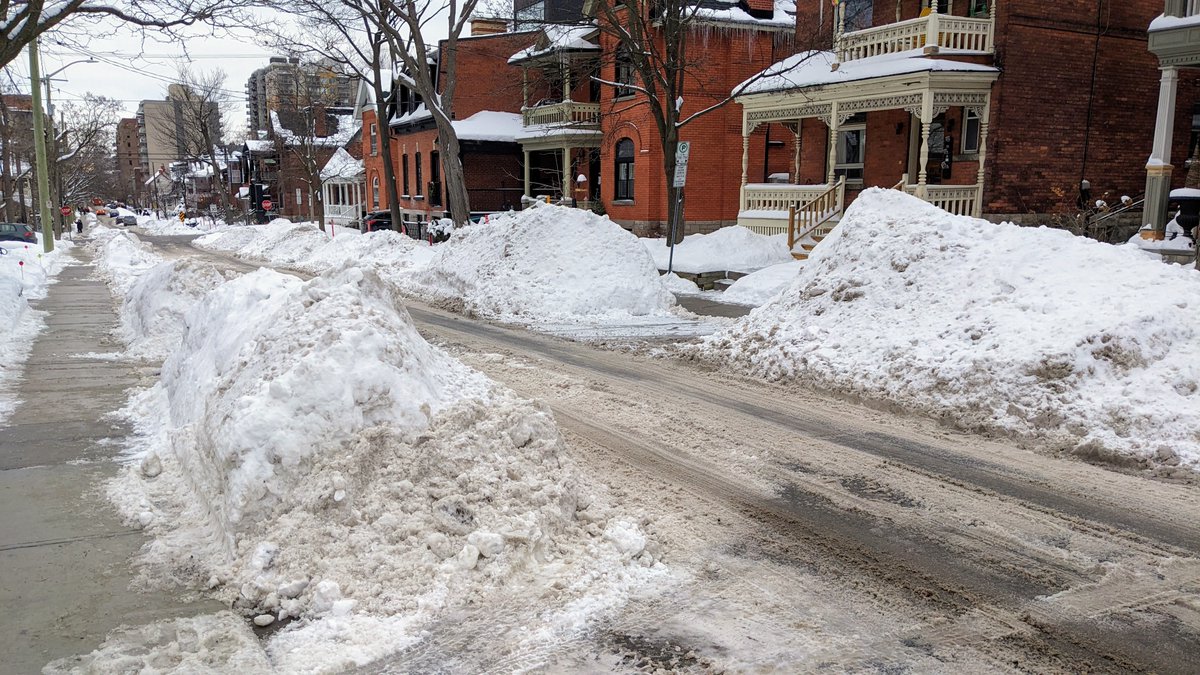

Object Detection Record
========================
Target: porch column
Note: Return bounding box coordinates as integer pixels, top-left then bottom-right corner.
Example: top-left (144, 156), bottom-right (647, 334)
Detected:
top-left (792, 121), bottom-right (802, 181)
top-left (562, 147), bottom-right (571, 201)
top-left (916, 93), bottom-right (933, 198)
top-left (826, 102), bottom-right (840, 185)
top-left (1145, 66), bottom-right (1180, 239)
top-left (562, 58), bottom-right (572, 102)
top-left (974, 98), bottom-right (991, 218)
top-left (740, 118), bottom-right (751, 212)
top-left (523, 149), bottom-right (531, 197)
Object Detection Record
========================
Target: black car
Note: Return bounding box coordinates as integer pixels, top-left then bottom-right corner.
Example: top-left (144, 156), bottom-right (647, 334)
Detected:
top-left (0, 222), bottom-right (37, 244)
top-left (361, 211), bottom-right (394, 232)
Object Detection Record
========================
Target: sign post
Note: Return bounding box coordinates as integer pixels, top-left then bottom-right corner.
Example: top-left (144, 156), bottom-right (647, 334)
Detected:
top-left (667, 141), bottom-right (690, 275)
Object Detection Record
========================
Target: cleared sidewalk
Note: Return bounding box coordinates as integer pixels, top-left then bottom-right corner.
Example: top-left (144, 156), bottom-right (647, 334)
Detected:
top-left (0, 244), bottom-right (221, 673)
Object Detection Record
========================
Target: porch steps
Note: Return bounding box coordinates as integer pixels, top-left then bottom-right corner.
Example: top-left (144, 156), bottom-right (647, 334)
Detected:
top-left (791, 221), bottom-right (838, 260)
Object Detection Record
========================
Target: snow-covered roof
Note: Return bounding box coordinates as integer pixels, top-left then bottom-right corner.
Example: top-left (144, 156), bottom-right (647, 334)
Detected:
top-left (737, 50), bottom-right (999, 97)
top-left (391, 103), bottom-right (431, 126)
top-left (245, 139), bottom-right (274, 153)
top-left (452, 111), bottom-right (524, 143)
top-left (692, 0), bottom-right (796, 29)
top-left (320, 147), bottom-right (365, 181)
top-left (515, 123), bottom-right (603, 142)
top-left (509, 25), bottom-right (599, 64)
top-left (1149, 12), bottom-right (1200, 32)
top-left (270, 110), bottom-right (359, 148)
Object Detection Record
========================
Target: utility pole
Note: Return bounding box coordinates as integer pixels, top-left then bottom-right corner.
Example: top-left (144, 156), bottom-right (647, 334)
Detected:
top-left (27, 39), bottom-right (54, 254)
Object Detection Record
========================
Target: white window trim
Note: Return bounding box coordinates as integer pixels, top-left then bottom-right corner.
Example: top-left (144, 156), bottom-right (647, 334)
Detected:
top-left (834, 123), bottom-right (866, 185)
top-left (961, 110), bottom-right (981, 154)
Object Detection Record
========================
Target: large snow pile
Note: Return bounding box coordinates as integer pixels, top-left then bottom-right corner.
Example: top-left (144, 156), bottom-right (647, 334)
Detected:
top-left (120, 258), bottom-right (230, 361)
top-left (91, 228), bottom-right (164, 294)
top-left (230, 221), bottom-right (331, 266)
top-left (108, 266), bottom-right (661, 669)
top-left (701, 189), bottom-right (1200, 467)
top-left (641, 225), bottom-right (793, 273)
top-left (401, 204), bottom-right (678, 323)
top-left (0, 237), bottom-right (75, 422)
top-left (294, 229), bottom-right (435, 276)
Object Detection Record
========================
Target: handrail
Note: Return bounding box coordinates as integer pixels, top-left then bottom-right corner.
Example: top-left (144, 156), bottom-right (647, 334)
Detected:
top-left (788, 176), bottom-right (845, 250)
top-left (892, 173), bottom-right (908, 191)
top-left (1090, 197), bottom-right (1144, 225)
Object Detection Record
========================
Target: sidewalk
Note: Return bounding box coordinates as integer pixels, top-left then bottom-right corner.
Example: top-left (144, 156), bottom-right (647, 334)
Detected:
top-left (0, 244), bottom-right (221, 672)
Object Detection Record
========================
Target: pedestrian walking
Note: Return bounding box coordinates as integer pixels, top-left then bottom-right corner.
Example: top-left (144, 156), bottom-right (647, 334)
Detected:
top-left (75, 218), bottom-right (83, 235)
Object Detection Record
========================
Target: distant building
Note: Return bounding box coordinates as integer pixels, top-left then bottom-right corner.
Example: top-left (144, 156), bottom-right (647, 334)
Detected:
top-left (245, 57), bottom-right (356, 134)
top-left (513, 0), bottom-right (585, 30)
top-left (135, 84), bottom-right (221, 184)
top-left (116, 118), bottom-right (142, 205)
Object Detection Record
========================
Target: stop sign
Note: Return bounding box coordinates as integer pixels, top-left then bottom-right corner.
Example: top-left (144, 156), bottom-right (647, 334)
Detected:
top-left (60, 206), bottom-right (72, 216)
top-left (262, 199), bottom-right (273, 210)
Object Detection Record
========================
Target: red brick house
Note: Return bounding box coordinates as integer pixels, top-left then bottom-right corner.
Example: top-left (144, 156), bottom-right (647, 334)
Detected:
top-left (733, 0), bottom-right (1194, 241)
top-left (362, 29), bottom-right (533, 233)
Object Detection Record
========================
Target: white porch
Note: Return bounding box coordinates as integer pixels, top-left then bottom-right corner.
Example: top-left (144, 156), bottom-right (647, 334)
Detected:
top-left (321, 180), bottom-right (365, 228)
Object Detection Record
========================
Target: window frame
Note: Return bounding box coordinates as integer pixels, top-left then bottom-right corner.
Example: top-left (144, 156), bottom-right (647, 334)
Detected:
top-left (429, 150), bottom-right (442, 207)
top-left (402, 154), bottom-right (410, 197)
top-left (614, 50), bottom-right (637, 99)
top-left (833, 115), bottom-right (866, 186)
top-left (414, 152), bottom-right (424, 199)
top-left (614, 138), bottom-right (635, 201)
top-left (369, 123), bottom-right (378, 155)
top-left (961, 110), bottom-right (981, 154)
top-left (371, 175), bottom-right (379, 208)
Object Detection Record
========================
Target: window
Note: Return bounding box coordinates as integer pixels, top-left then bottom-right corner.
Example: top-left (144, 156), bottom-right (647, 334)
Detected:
top-left (372, 176), bottom-right (379, 208)
top-left (415, 152), bottom-right (423, 197)
top-left (968, 0), bottom-right (988, 17)
top-left (923, 0), bottom-right (949, 12)
top-left (961, 110), bottom-right (981, 154)
top-left (369, 124), bottom-right (378, 155)
top-left (615, 51), bottom-right (636, 98)
top-left (614, 138), bottom-right (634, 201)
top-left (834, 115), bottom-right (866, 184)
top-left (402, 154), bottom-right (410, 196)
top-left (429, 151), bottom-right (442, 206)
top-left (295, 188), bottom-right (303, 206)
top-left (843, 0), bottom-right (873, 32)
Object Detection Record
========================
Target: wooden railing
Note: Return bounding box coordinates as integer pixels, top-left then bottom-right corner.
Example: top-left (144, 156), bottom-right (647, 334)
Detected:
top-left (837, 12), bottom-right (993, 61)
top-left (522, 101), bottom-right (601, 127)
top-left (905, 184), bottom-right (979, 216)
top-left (788, 177), bottom-right (845, 251)
top-left (742, 183), bottom-right (831, 214)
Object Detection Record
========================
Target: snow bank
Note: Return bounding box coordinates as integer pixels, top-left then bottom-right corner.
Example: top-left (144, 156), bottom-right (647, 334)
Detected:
top-left (641, 226), bottom-right (793, 273)
top-left (721, 260), bottom-right (805, 306)
top-left (700, 189), bottom-right (1200, 467)
top-left (107, 266), bottom-right (661, 668)
top-left (294, 229), bottom-right (435, 276)
top-left (91, 228), bottom-right (164, 294)
top-left (401, 204), bottom-right (678, 323)
top-left (120, 259), bottom-right (230, 361)
top-left (0, 237), bottom-right (75, 422)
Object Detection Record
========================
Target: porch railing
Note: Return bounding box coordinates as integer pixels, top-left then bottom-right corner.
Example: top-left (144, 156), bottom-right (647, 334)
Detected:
top-left (788, 177), bottom-right (845, 252)
top-left (905, 184), bottom-right (979, 216)
top-left (838, 12), bottom-right (993, 62)
top-left (522, 101), bottom-right (601, 127)
top-left (741, 183), bottom-right (831, 214)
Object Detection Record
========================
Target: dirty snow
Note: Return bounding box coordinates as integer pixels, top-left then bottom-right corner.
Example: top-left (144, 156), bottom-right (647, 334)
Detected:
top-left (700, 189), bottom-right (1200, 467)
top-left (92, 259), bottom-right (663, 670)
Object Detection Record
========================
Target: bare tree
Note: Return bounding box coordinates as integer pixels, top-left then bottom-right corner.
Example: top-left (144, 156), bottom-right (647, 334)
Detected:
top-left (269, 1), bottom-right (404, 231)
top-left (169, 67), bottom-right (229, 212)
top-left (370, 0), bottom-right (484, 224)
top-left (0, 0), bottom-right (262, 70)
top-left (56, 95), bottom-right (122, 205)
top-left (585, 0), bottom-right (817, 242)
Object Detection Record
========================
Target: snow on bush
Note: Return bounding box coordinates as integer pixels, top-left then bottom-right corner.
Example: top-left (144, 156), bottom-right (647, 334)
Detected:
top-left (400, 204), bottom-right (678, 323)
top-left (120, 258), bottom-right (230, 360)
top-left (641, 225), bottom-right (793, 273)
top-left (700, 189), bottom-right (1200, 467)
top-left (109, 266), bottom-right (660, 661)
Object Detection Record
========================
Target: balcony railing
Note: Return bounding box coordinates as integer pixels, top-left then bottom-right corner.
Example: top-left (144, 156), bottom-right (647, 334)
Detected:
top-left (837, 12), bottom-right (994, 62)
top-left (738, 183), bottom-right (835, 235)
top-left (522, 101), bottom-right (601, 127)
top-left (904, 184), bottom-right (980, 216)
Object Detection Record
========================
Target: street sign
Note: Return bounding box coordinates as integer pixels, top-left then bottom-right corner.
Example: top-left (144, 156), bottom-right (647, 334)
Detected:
top-left (673, 141), bottom-right (691, 188)
top-left (59, 206), bottom-right (71, 216)
top-left (262, 199), bottom-right (273, 210)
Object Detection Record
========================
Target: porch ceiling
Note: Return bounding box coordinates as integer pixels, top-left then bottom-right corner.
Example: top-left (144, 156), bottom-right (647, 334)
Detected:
top-left (738, 69), bottom-right (998, 130)
top-left (517, 129), bottom-right (603, 152)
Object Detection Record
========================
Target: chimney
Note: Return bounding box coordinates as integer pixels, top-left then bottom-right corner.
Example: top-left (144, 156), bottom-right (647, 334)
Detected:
top-left (471, 18), bottom-right (507, 36)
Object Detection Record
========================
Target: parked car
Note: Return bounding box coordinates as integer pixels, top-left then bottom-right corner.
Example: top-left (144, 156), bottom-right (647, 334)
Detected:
top-left (121, 214), bottom-right (137, 226)
top-left (361, 210), bottom-right (394, 232)
top-left (0, 222), bottom-right (37, 244)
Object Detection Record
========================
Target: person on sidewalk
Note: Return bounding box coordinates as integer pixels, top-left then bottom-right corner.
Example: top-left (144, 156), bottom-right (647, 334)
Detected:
top-left (75, 218), bottom-right (83, 235)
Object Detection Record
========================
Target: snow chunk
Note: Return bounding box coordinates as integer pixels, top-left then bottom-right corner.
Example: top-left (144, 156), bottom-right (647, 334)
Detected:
top-left (641, 225), bottom-right (794, 274)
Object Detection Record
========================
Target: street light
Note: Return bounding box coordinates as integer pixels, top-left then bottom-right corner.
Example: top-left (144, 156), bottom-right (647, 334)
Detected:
top-left (41, 57), bottom-right (97, 236)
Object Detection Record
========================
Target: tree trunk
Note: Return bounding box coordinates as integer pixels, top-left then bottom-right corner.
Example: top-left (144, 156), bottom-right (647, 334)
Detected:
top-left (376, 97), bottom-right (403, 231)
top-left (435, 121), bottom-right (471, 224)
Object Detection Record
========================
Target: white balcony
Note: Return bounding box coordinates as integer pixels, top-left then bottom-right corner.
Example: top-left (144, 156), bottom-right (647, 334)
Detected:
top-left (838, 11), bottom-right (994, 62)
top-left (904, 183), bottom-right (981, 216)
top-left (521, 101), bottom-right (601, 128)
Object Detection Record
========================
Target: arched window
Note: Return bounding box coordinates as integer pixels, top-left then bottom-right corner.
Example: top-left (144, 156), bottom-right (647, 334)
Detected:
top-left (614, 138), bottom-right (634, 201)
top-left (372, 176), bottom-right (380, 208)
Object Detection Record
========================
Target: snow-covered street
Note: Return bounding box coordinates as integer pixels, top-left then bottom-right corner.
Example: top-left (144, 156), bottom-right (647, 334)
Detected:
top-left (3, 193), bottom-right (1199, 672)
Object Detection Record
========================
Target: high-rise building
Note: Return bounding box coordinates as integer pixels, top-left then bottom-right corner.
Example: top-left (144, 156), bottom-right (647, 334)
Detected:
top-left (136, 84), bottom-right (221, 177)
top-left (245, 57), bottom-right (356, 134)
top-left (115, 118), bottom-right (142, 204)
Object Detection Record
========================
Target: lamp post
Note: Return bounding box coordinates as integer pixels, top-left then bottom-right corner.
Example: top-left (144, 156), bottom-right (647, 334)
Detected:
top-left (41, 57), bottom-right (97, 236)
